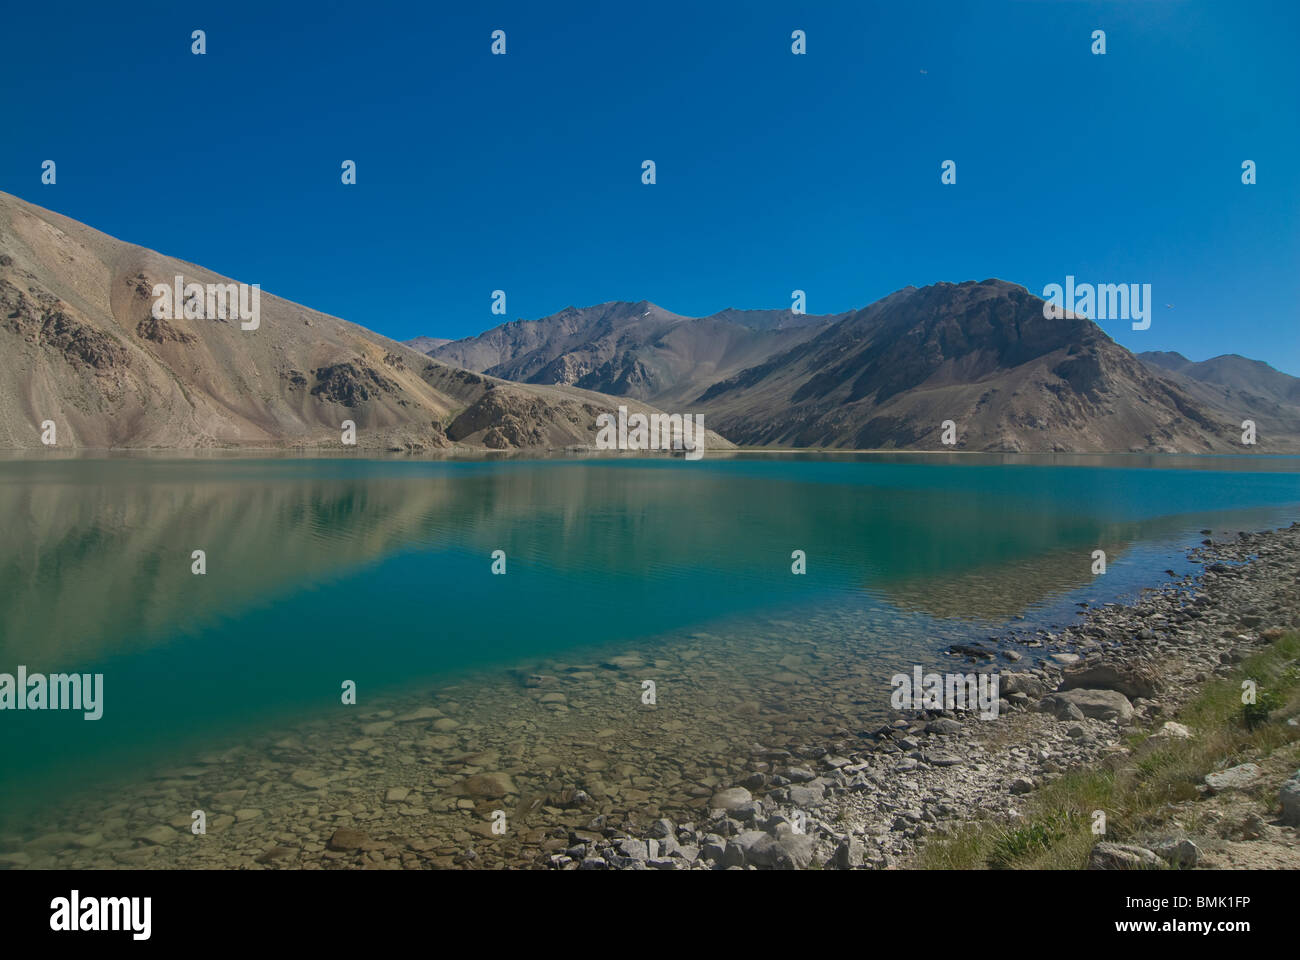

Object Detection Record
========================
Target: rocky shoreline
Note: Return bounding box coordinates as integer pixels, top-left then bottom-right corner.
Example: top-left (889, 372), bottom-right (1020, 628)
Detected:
top-left (583, 521), bottom-right (1300, 870)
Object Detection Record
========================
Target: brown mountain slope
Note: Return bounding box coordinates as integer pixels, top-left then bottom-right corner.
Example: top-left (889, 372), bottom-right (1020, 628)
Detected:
top-left (0, 192), bottom-right (727, 452)
top-left (424, 300), bottom-right (841, 408)
top-left (694, 280), bottom-right (1280, 453)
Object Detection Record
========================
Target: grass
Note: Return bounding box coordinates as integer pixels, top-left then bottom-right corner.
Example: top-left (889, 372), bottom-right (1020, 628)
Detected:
top-left (916, 631), bottom-right (1300, 869)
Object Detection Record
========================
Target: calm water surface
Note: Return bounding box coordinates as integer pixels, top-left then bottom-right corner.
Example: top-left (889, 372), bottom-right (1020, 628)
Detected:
top-left (1, 453), bottom-right (1298, 827)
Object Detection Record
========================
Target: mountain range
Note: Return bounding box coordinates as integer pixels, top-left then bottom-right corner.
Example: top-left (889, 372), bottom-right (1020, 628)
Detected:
top-left (418, 285), bottom-right (1300, 453)
top-left (3, 189), bottom-right (1296, 454)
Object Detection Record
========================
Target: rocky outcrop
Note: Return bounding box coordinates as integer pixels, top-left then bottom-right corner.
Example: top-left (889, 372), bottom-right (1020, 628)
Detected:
top-left (310, 361), bottom-right (400, 408)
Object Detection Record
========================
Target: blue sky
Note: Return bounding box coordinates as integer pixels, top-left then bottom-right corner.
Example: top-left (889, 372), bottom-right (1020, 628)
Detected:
top-left (3, 1), bottom-right (1298, 374)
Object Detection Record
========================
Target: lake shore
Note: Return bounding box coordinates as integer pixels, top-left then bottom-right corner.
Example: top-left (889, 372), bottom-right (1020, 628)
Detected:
top-left (597, 520), bottom-right (1300, 870)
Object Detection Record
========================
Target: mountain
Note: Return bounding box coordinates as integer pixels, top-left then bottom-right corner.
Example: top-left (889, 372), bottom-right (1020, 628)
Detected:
top-left (1139, 351), bottom-right (1300, 399)
top-left (405, 335), bottom-right (451, 353)
top-left (426, 280), bottom-right (1296, 453)
top-left (693, 280), bottom-right (1267, 452)
top-left (10, 191), bottom-right (1287, 455)
top-left (423, 300), bottom-right (841, 408)
top-left (0, 192), bottom-right (727, 452)
top-left (1138, 351), bottom-right (1300, 443)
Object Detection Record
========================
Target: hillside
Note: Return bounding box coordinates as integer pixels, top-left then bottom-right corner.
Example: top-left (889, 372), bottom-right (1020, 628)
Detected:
top-left (0, 192), bottom-right (727, 453)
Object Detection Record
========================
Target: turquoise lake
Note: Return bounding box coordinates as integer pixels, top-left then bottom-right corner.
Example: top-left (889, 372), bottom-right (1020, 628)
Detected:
top-left (1, 453), bottom-right (1298, 834)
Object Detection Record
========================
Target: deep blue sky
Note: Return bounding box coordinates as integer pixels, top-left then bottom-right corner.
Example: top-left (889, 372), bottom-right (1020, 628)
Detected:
top-left (3, 1), bottom-right (1297, 373)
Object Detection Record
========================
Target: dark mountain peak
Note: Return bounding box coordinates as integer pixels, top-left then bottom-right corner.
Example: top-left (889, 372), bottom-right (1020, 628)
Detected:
top-left (786, 280), bottom-right (1104, 407)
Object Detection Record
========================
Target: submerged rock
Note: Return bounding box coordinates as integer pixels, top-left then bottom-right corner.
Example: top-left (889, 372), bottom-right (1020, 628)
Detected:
top-left (327, 828), bottom-right (369, 851)
top-left (458, 773), bottom-right (517, 798)
top-left (710, 787), bottom-right (753, 812)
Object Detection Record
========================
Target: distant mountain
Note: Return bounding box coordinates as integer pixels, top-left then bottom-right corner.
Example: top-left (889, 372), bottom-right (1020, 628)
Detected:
top-left (424, 280), bottom-right (1298, 452)
top-left (1138, 351), bottom-right (1300, 445)
top-left (0, 192), bottom-right (726, 452)
top-left (405, 335), bottom-right (451, 353)
top-left (1140, 350), bottom-right (1300, 399)
top-left (423, 300), bottom-right (842, 408)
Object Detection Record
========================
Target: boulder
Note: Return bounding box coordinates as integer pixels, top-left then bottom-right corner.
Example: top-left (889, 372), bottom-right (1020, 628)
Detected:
top-left (733, 830), bottom-right (814, 869)
top-left (1002, 672), bottom-right (1048, 699)
top-left (1088, 842), bottom-right (1162, 870)
top-left (1060, 660), bottom-right (1162, 699)
top-left (1203, 763), bottom-right (1262, 795)
top-left (787, 782), bottom-right (826, 806)
top-left (1279, 774), bottom-right (1300, 826)
top-left (926, 717), bottom-right (963, 735)
top-left (1153, 721), bottom-right (1192, 740)
top-left (835, 838), bottom-right (865, 868)
top-left (1153, 838), bottom-right (1199, 869)
top-left (1041, 689), bottom-right (1134, 722)
top-left (1009, 776), bottom-right (1035, 795)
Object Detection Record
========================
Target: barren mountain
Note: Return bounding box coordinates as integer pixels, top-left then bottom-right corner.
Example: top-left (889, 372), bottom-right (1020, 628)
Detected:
top-left (11, 191), bottom-right (1283, 456)
top-left (423, 300), bottom-right (841, 408)
top-left (693, 280), bottom-right (1275, 452)
top-left (1139, 351), bottom-right (1300, 444)
top-left (1140, 351), bottom-right (1300, 400)
top-left (422, 281), bottom-right (1296, 453)
top-left (0, 192), bottom-right (727, 453)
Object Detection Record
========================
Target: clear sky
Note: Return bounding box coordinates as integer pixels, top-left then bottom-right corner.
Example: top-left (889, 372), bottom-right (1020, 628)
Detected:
top-left (3, 1), bottom-right (1297, 373)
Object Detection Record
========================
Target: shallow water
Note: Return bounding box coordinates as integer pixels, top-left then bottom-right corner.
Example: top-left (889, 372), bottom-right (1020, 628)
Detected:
top-left (1, 453), bottom-right (1298, 848)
